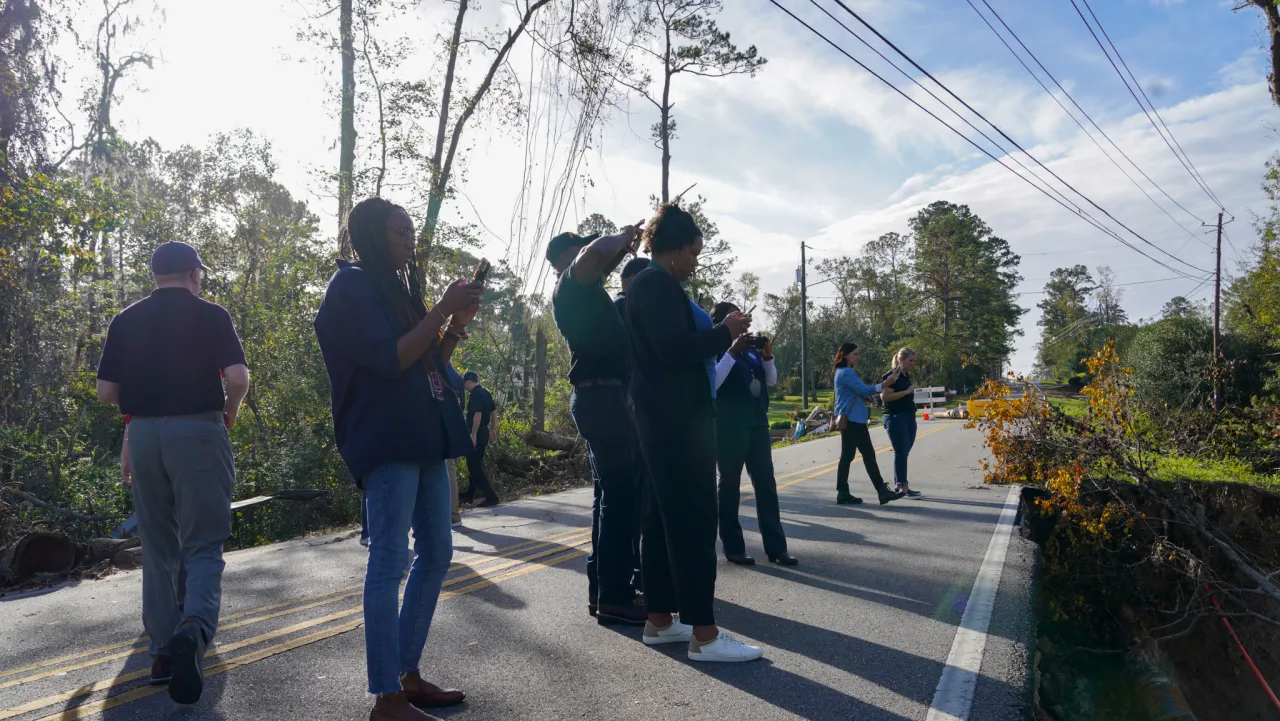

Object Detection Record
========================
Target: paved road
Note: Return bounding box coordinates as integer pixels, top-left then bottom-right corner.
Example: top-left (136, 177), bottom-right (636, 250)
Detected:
top-left (0, 420), bottom-right (1037, 721)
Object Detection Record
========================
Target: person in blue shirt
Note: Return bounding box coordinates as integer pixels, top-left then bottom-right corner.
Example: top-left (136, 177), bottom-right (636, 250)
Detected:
top-left (710, 302), bottom-right (797, 567)
top-left (314, 197), bottom-right (482, 721)
top-left (832, 342), bottom-right (906, 506)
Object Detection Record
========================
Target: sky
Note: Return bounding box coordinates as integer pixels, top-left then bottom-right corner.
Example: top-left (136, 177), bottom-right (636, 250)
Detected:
top-left (90, 0), bottom-right (1280, 373)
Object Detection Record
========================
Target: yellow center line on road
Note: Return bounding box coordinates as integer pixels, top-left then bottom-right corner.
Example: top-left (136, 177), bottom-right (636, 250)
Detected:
top-left (0, 527), bottom-right (591, 691)
top-left (28, 547), bottom-right (591, 721)
top-left (741, 422), bottom-right (957, 502)
top-left (3, 538), bottom-right (595, 721)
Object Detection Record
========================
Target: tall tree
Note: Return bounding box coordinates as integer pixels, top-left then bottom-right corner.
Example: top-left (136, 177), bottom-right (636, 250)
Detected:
top-left (421, 0), bottom-right (553, 265)
top-left (1034, 265), bottom-right (1095, 379)
top-left (577, 212), bottom-right (617, 237)
top-left (909, 201), bottom-right (1023, 388)
top-left (1235, 1), bottom-right (1280, 107)
top-left (1093, 265), bottom-right (1128, 328)
top-left (621, 0), bottom-right (765, 201)
top-left (732, 270), bottom-right (759, 310)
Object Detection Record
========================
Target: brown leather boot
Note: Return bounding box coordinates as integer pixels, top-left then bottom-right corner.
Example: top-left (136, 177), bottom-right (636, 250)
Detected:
top-left (401, 672), bottom-right (465, 708)
top-left (369, 691), bottom-right (442, 721)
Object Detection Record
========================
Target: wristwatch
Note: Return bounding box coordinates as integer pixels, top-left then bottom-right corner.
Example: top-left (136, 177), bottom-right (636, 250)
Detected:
top-left (445, 326), bottom-right (469, 341)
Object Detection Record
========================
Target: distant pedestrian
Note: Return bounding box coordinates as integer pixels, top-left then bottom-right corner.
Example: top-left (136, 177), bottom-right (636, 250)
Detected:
top-left (460, 371), bottom-right (500, 507)
top-left (623, 203), bottom-right (762, 662)
top-left (832, 342), bottom-right (905, 506)
top-left (881, 347), bottom-right (922, 498)
top-left (710, 302), bottom-right (796, 567)
top-left (613, 256), bottom-right (650, 317)
top-left (314, 197), bottom-right (482, 721)
top-left (96, 241), bottom-right (249, 704)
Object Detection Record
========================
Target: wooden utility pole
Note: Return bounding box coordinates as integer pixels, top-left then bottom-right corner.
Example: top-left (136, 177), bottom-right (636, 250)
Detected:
top-left (533, 324), bottom-right (547, 431)
top-left (337, 0), bottom-right (356, 257)
top-left (1213, 211), bottom-right (1223, 412)
top-left (800, 242), bottom-right (809, 408)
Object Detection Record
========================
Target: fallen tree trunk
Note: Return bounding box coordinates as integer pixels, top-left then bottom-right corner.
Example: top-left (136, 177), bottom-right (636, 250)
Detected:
top-left (524, 429), bottom-right (579, 452)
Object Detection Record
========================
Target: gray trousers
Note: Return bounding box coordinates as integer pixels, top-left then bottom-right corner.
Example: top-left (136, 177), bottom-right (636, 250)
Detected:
top-left (129, 412), bottom-right (234, 656)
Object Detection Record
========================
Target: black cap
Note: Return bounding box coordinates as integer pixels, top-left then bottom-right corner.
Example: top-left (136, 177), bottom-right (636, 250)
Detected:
top-left (545, 231), bottom-right (600, 264)
top-left (620, 257), bottom-right (649, 280)
top-left (150, 242), bottom-right (211, 275)
top-left (463, 371), bottom-right (479, 383)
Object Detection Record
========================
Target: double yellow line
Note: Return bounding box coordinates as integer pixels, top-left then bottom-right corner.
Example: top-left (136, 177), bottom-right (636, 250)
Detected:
top-left (1, 528), bottom-right (593, 721)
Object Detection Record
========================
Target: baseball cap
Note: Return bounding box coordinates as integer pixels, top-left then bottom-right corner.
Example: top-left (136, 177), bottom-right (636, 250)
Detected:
top-left (620, 257), bottom-right (649, 280)
top-left (150, 242), bottom-right (211, 275)
top-left (463, 371), bottom-right (479, 383)
top-left (545, 231), bottom-right (600, 263)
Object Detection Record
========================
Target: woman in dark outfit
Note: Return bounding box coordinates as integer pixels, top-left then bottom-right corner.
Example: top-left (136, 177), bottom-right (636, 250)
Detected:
top-left (622, 203), bottom-right (763, 663)
top-left (314, 197), bottom-right (482, 721)
top-left (880, 347), bottom-right (923, 498)
top-left (710, 302), bottom-right (797, 567)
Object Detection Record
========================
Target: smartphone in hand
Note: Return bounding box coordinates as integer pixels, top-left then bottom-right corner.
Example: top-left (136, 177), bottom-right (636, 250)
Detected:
top-left (472, 258), bottom-right (491, 284)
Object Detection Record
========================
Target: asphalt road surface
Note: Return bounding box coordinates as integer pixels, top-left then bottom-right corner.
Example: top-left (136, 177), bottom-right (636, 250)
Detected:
top-left (0, 420), bottom-right (1039, 721)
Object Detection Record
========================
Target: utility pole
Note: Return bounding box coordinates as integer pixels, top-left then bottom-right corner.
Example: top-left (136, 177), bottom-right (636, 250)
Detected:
top-left (534, 324), bottom-right (547, 431)
top-left (799, 242), bottom-right (809, 409)
top-left (1213, 211), bottom-right (1223, 413)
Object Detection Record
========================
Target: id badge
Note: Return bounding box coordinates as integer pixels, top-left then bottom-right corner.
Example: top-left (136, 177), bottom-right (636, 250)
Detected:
top-left (427, 370), bottom-right (446, 401)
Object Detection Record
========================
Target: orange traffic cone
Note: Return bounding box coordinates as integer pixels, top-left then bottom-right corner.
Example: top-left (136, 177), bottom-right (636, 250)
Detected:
top-left (923, 410), bottom-right (931, 421)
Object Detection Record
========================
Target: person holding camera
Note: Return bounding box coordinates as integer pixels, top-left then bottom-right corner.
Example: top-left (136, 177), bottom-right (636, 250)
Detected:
top-left (880, 347), bottom-right (922, 498)
top-left (548, 225), bottom-right (647, 624)
top-left (832, 342), bottom-right (905, 507)
top-left (710, 302), bottom-right (797, 567)
top-left (623, 204), bottom-right (763, 663)
top-left (314, 197), bottom-right (481, 721)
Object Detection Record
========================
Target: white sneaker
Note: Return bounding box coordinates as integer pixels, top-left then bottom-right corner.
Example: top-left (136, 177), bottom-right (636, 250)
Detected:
top-left (642, 619), bottom-right (693, 645)
top-left (687, 631), bottom-right (763, 663)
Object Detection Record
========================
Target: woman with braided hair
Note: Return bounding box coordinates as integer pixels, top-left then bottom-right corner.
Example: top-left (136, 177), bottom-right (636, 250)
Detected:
top-left (314, 197), bottom-right (483, 721)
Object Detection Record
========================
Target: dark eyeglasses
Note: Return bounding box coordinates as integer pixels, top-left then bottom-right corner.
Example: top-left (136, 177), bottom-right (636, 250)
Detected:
top-left (387, 226), bottom-right (415, 241)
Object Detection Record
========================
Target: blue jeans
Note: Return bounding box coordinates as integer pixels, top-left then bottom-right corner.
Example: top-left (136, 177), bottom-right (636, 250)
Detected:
top-left (883, 412), bottom-right (917, 489)
top-left (571, 384), bottom-right (642, 606)
top-left (362, 462), bottom-right (452, 695)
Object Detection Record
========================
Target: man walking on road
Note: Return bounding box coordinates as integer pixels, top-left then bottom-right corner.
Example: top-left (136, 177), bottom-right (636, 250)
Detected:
top-left (461, 371), bottom-right (499, 507)
top-left (548, 227), bottom-right (648, 625)
top-left (96, 241), bottom-right (249, 705)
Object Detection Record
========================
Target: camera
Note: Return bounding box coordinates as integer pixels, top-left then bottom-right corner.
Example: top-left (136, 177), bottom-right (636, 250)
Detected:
top-left (472, 258), bottom-right (491, 284)
top-left (749, 335), bottom-right (769, 349)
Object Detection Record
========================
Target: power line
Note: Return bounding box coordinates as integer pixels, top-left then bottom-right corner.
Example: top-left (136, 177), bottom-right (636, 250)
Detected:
top-left (966, 0), bottom-right (1210, 248)
top-left (1070, 0), bottom-right (1225, 210)
top-left (1015, 273), bottom-right (1208, 295)
top-left (817, 0), bottom-right (1208, 277)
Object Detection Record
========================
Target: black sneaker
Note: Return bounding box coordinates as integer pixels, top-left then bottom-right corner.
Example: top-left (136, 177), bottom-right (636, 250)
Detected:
top-left (477, 497), bottom-right (500, 508)
top-left (878, 489), bottom-right (906, 505)
top-left (837, 493), bottom-right (863, 505)
top-left (149, 655), bottom-right (172, 685)
top-left (167, 619), bottom-right (205, 705)
top-left (901, 488), bottom-right (923, 499)
top-left (596, 596), bottom-right (647, 626)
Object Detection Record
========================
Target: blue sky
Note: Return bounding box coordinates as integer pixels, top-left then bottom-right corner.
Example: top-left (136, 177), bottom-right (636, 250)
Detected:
top-left (98, 0), bottom-right (1279, 373)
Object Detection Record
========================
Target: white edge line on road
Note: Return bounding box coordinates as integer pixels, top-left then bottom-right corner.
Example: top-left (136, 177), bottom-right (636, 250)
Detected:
top-left (925, 484), bottom-right (1022, 721)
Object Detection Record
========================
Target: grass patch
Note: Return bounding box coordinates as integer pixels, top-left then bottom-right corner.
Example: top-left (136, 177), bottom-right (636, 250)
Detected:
top-left (1048, 397), bottom-right (1088, 418)
top-left (1148, 453), bottom-right (1280, 490)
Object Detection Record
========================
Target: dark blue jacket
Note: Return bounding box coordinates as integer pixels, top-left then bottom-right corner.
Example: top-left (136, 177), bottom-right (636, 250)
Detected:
top-left (314, 260), bottom-right (473, 481)
top-left (716, 350), bottom-right (770, 428)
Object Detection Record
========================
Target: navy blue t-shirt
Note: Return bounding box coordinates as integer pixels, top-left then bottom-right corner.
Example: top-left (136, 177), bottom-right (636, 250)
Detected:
top-left (881, 369), bottom-right (915, 415)
top-left (97, 287), bottom-right (246, 417)
top-left (467, 385), bottom-right (496, 436)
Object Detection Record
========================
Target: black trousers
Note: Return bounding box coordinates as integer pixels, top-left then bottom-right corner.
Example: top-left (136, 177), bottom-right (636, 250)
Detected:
top-left (634, 411), bottom-right (718, 627)
top-left (836, 422), bottom-right (890, 496)
top-left (717, 424), bottom-right (788, 558)
top-left (462, 435), bottom-right (499, 503)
